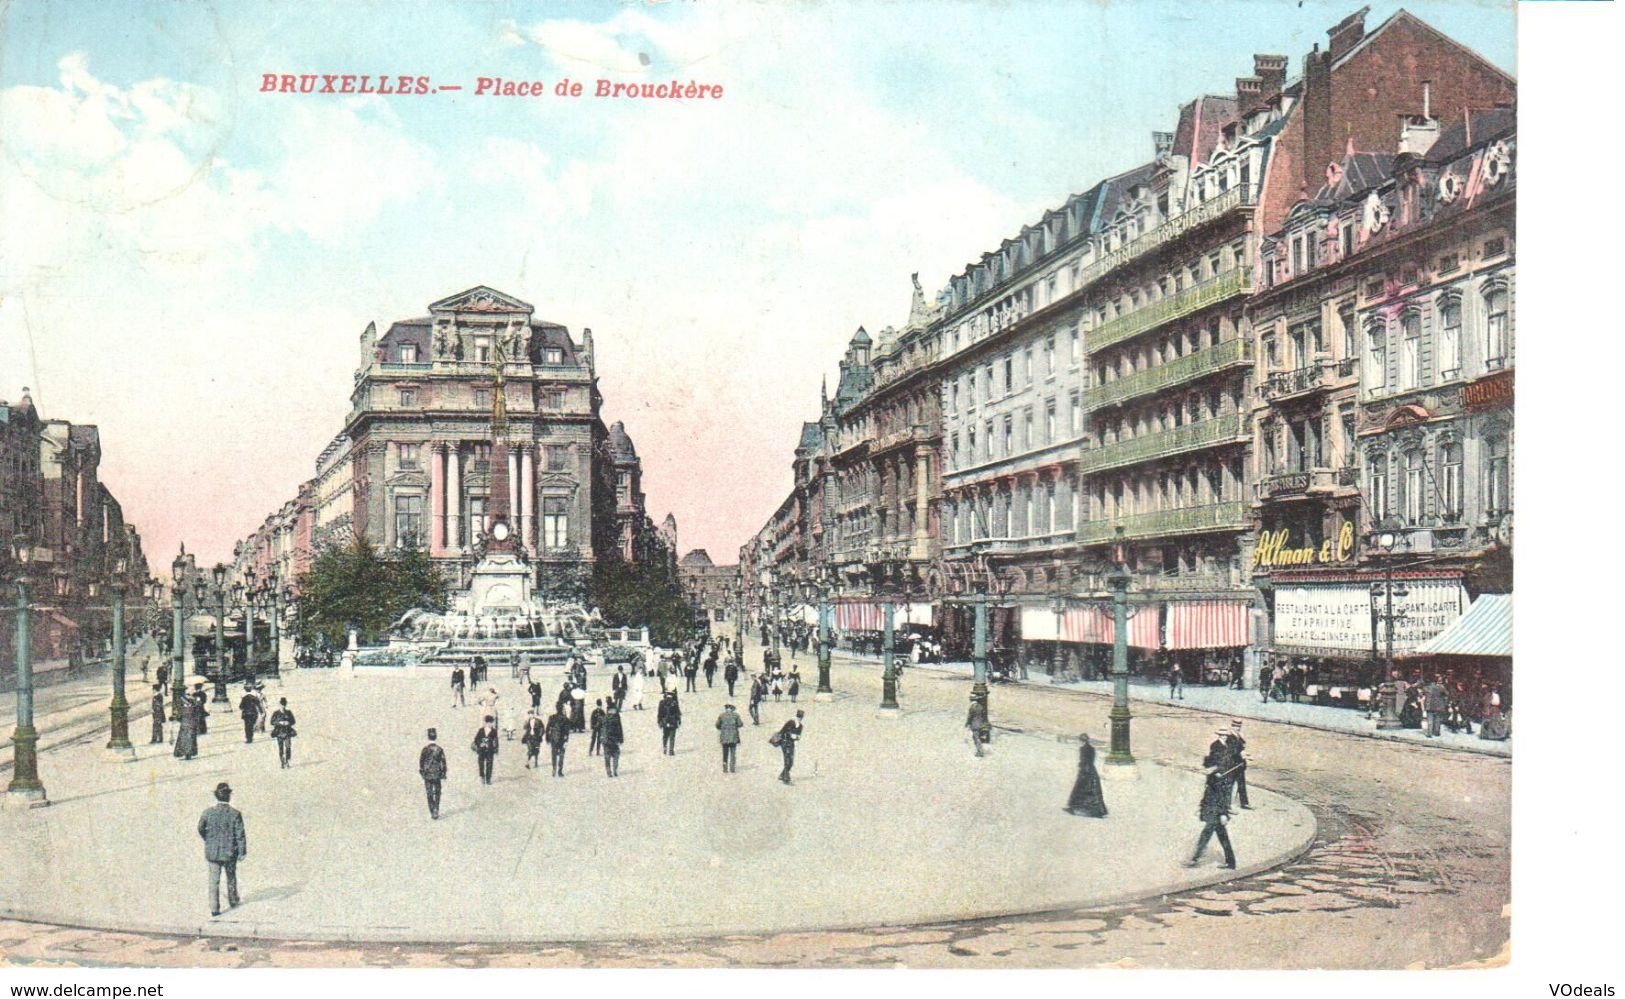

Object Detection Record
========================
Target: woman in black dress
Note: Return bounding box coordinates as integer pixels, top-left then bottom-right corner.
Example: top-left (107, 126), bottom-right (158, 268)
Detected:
top-left (1064, 733), bottom-right (1108, 817)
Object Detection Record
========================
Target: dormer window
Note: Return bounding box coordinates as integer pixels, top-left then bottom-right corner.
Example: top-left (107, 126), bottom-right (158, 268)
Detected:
top-left (399, 344), bottom-right (419, 363)
top-left (544, 347), bottom-right (564, 365)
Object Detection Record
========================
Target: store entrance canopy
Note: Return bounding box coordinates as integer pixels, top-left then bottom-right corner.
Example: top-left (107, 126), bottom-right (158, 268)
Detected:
top-left (1411, 594), bottom-right (1512, 657)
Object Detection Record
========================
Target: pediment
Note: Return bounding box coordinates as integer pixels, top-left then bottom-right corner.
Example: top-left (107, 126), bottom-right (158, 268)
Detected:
top-left (429, 286), bottom-right (534, 316)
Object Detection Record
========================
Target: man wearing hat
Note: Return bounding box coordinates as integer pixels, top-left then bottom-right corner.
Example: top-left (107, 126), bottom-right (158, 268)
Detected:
top-left (1185, 743), bottom-right (1237, 870)
top-left (601, 703), bottom-right (624, 778)
top-left (1224, 719), bottom-right (1251, 809)
top-left (238, 685), bottom-right (262, 743)
top-left (150, 683), bottom-right (167, 745)
top-left (715, 702), bottom-right (743, 773)
top-left (197, 782), bottom-right (247, 916)
top-left (419, 729), bottom-right (447, 819)
top-left (773, 709), bottom-right (805, 785)
top-left (472, 716), bottom-right (500, 785)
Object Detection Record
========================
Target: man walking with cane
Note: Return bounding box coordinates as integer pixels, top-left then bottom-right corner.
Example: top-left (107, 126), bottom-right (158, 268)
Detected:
top-left (1184, 743), bottom-right (1238, 870)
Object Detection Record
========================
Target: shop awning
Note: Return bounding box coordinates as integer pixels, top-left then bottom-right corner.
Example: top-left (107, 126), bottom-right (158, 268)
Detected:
top-left (1020, 606), bottom-right (1059, 641)
top-left (1056, 604), bottom-right (1159, 647)
top-left (1411, 594), bottom-right (1512, 657)
top-left (1166, 600), bottom-right (1251, 650)
top-left (896, 603), bottom-right (935, 627)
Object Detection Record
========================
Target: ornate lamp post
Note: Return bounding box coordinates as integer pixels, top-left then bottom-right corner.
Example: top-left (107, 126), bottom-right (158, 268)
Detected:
top-left (811, 565), bottom-right (833, 701)
top-left (1050, 589), bottom-right (1068, 679)
top-left (210, 563), bottom-right (231, 706)
top-left (1105, 526), bottom-right (1138, 771)
top-left (879, 593), bottom-right (900, 713)
top-left (170, 552), bottom-right (189, 716)
top-left (241, 567), bottom-right (258, 669)
top-left (1367, 522), bottom-right (1410, 730)
top-left (6, 534), bottom-right (48, 807)
top-left (101, 555), bottom-right (132, 755)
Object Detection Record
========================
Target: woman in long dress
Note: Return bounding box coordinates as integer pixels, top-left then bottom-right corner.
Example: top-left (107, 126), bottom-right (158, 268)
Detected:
top-left (172, 693), bottom-right (199, 760)
top-left (1064, 734), bottom-right (1107, 817)
top-left (630, 666), bottom-right (646, 711)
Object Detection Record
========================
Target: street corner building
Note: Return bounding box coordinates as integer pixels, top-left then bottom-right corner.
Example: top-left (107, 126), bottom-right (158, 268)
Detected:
top-left (228, 286), bottom-right (676, 606)
top-left (741, 8), bottom-right (1515, 704)
top-left (1, 390), bottom-right (153, 665)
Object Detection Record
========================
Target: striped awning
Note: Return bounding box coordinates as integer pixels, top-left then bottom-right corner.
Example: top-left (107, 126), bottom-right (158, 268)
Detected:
top-left (1057, 605), bottom-right (1159, 647)
top-left (1411, 594), bottom-right (1512, 657)
top-left (1166, 600), bottom-right (1251, 650)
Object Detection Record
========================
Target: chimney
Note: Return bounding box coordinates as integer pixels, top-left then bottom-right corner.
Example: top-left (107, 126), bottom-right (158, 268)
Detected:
top-left (1302, 43), bottom-right (1335, 208)
top-left (1397, 80), bottom-right (1439, 157)
top-left (1235, 76), bottom-right (1262, 109)
top-left (1254, 54), bottom-right (1288, 99)
top-left (1327, 6), bottom-right (1370, 62)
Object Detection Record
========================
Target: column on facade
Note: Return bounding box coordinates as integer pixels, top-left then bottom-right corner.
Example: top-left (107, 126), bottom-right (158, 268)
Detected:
top-left (507, 448), bottom-right (520, 525)
top-left (428, 442), bottom-right (445, 557)
top-left (519, 445), bottom-right (535, 553)
top-left (911, 446), bottom-right (931, 560)
top-left (447, 444), bottom-right (463, 553)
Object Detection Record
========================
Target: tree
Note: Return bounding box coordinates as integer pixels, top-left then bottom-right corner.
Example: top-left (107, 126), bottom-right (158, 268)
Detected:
top-left (593, 556), bottom-right (693, 647)
top-left (293, 537), bottom-right (448, 648)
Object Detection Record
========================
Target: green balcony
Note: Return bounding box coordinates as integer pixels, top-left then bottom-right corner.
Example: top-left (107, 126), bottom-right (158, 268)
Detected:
top-left (1090, 338), bottom-right (1252, 410)
top-left (1089, 268), bottom-right (1251, 352)
top-left (1078, 500), bottom-right (1251, 545)
top-left (1078, 413), bottom-right (1249, 475)
top-left (1076, 185), bottom-right (1257, 290)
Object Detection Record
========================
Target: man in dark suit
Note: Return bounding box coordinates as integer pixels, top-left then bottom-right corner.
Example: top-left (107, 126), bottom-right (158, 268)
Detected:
top-left (238, 687), bottom-right (262, 743)
top-left (520, 711), bottom-right (545, 769)
top-left (589, 699), bottom-right (606, 756)
top-left (1423, 675), bottom-right (1450, 738)
top-left (724, 659), bottom-right (739, 698)
top-left (197, 782), bottom-right (247, 916)
top-left (1185, 746), bottom-right (1237, 869)
top-left (601, 704), bottom-right (624, 777)
top-left (528, 679), bottom-right (543, 713)
top-left (657, 690), bottom-right (682, 755)
top-left (451, 666), bottom-right (466, 707)
top-left (150, 684), bottom-right (167, 744)
top-left (611, 666), bottom-right (628, 710)
top-left (472, 716), bottom-right (499, 785)
top-left (1224, 720), bottom-right (1251, 809)
top-left (774, 710), bottom-right (805, 784)
top-left (419, 728), bottom-right (447, 819)
top-left (545, 705), bottom-right (572, 777)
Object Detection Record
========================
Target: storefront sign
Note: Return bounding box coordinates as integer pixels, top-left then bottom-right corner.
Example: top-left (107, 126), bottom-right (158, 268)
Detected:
top-left (1274, 584), bottom-right (1371, 651)
top-left (1463, 369), bottom-right (1514, 413)
top-left (1386, 580), bottom-right (1468, 651)
top-left (1254, 520), bottom-right (1355, 569)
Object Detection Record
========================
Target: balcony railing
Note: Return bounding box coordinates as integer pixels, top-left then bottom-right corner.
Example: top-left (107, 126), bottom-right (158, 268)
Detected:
top-left (1089, 268), bottom-right (1252, 352)
top-left (1076, 185), bottom-right (1258, 290)
top-left (1078, 413), bottom-right (1249, 475)
top-left (1091, 338), bottom-right (1251, 410)
top-left (1077, 500), bottom-right (1251, 545)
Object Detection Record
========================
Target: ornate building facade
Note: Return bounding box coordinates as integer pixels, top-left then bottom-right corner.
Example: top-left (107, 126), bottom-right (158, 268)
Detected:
top-left (229, 286), bottom-right (674, 605)
top-left (742, 8), bottom-right (1515, 686)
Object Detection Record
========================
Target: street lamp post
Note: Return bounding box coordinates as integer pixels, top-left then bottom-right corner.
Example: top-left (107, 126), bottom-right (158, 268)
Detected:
top-left (1368, 524), bottom-right (1409, 730)
top-left (1050, 592), bottom-right (1067, 679)
top-left (879, 599), bottom-right (899, 712)
top-left (814, 569), bottom-right (833, 701)
top-left (6, 535), bottom-right (48, 807)
top-left (170, 552), bottom-right (188, 717)
top-left (104, 556), bottom-right (132, 755)
top-left (211, 563), bottom-right (230, 706)
top-left (1105, 526), bottom-right (1136, 770)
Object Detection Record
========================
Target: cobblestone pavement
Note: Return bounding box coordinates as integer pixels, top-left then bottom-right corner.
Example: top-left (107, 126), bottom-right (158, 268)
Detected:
top-left (0, 638), bottom-right (1508, 970)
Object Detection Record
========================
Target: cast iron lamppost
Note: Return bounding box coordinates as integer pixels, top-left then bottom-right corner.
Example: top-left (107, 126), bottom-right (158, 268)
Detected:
top-left (809, 564), bottom-right (834, 701)
top-left (95, 555), bottom-right (133, 755)
top-left (1050, 588), bottom-right (1068, 679)
top-left (1368, 521), bottom-right (1410, 730)
top-left (241, 566), bottom-right (258, 670)
top-left (170, 552), bottom-right (190, 716)
top-left (206, 562), bottom-right (232, 707)
top-left (6, 533), bottom-right (48, 807)
top-left (1105, 526), bottom-right (1138, 771)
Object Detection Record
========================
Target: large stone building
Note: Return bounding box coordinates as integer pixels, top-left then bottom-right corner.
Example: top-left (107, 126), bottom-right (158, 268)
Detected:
top-left (742, 8), bottom-right (1515, 688)
top-left (0, 390), bottom-right (151, 662)
top-left (230, 286), bottom-right (674, 606)
top-left (677, 549), bottom-right (740, 632)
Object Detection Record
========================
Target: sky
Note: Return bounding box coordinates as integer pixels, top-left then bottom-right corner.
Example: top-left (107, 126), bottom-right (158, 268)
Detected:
top-left (0, 0), bottom-right (1515, 570)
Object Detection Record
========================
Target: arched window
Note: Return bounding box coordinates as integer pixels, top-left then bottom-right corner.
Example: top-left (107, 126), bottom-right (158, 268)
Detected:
top-left (1365, 318), bottom-right (1387, 395)
top-left (1484, 286), bottom-right (1510, 368)
top-left (1437, 296), bottom-right (1462, 379)
top-left (1399, 311), bottom-right (1422, 390)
